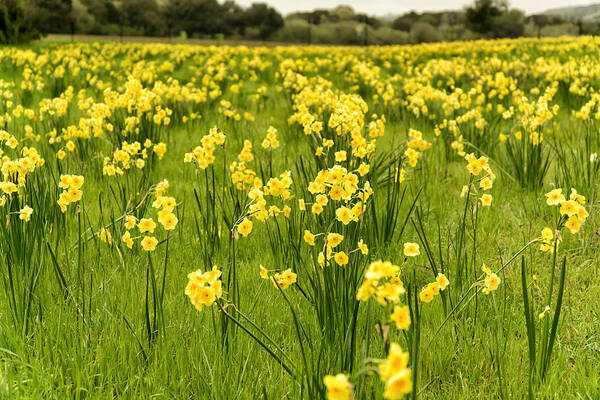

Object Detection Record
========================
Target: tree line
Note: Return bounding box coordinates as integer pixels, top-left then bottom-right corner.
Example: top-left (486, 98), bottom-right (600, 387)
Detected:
top-left (1, 0), bottom-right (598, 45)
top-left (1, 0), bottom-right (284, 42)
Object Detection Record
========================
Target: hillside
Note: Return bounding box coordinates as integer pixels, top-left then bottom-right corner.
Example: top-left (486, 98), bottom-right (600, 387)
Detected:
top-left (543, 3), bottom-right (600, 22)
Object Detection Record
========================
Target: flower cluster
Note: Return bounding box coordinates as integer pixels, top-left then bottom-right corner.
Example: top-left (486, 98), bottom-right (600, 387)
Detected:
top-left (122, 180), bottom-right (177, 251)
top-left (544, 188), bottom-right (589, 234)
top-left (259, 265), bottom-right (298, 290)
top-left (264, 171), bottom-right (293, 201)
top-left (405, 128), bottom-right (432, 167)
top-left (184, 126), bottom-right (226, 169)
top-left (322, 342), bottom-right (412, 400)
top-left (308, 165), bottom-right (371, 225)
top-left (103, 140), bottom-right (154, 176)
top-left (463, 153), bottom-right (495, 206)
top-left (57, 174), bottom-right (84, 212)
top-left (357, 260), bottom-right (405, 306)
top-left (230, 161), bottom-right (258, 191)
top-left (1, 146), bottom-right (45, 190)
top-left (379, 343), bottom-right (412, 399)
top-left (304, 231), bottom-right (364, 267)
top-left (539, 227), bottom-right (559, 253)
top-left (419, 273), bottom-right (449, 303)
top-left (262, 126), bottom-right (279, 149)
top-left (19, 205), bottom-right (33, 222)
top-left (309, 165), bottom-right (360, 201)
top-left (246, 171), bottom-right (294, 222)
top-left (185, 267), bottom-right (223, 311)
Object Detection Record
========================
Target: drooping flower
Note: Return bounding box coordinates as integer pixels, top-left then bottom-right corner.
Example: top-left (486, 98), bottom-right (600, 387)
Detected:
top-left (237, 218), bottom-right (253, 237)
top-left (480, 194), bottom-right (492, 207)
top-left (138, 218), bottom-right (156, 234)
top-left (545, 188), bottom-right (564, 206)
top-left (403, 242), bottom-right (420, 257)
top-left (482, 265), bottom-right (500, 294)
top-left (436, 273), bottom-right (449, 290)
top-left (19, 205), bottom-right (33, 222)
top-left (259, 265), bottom-right (269, 279)
top-left (390, 305), bottom-right (411, 330)
top-left (358, 239), bottom-right (368, 255)
top-left (158, 209), bottom-right (178, 230)
top-left (272, 269), bottom-right (298, 290)
top-left (140, 236), bottom-right (158, 251)
top-left (303, 230), bottom-right (315, 246)
top-left (122, 231), bottom-right (133, 249)
top-left (334, 251), bottom-right (349, 266)
top-left (323, 374), bottom-right (352, 400)
top-left (99, 228), bottom-right (112, 245)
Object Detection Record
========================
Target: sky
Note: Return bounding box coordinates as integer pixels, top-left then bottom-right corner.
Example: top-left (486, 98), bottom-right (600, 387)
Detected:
top-left (233, 0), bottom-right (599, 16)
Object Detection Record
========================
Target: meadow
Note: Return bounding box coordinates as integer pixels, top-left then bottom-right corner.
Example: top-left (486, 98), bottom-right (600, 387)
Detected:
top-left (0, 36), bottom-right (598, 399)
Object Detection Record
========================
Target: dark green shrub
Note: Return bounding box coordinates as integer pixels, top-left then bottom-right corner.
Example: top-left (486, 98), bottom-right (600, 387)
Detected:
top-left (0, 0), bottom-right (40, 44)
top-left (410, 22), bottom-right (441, 43)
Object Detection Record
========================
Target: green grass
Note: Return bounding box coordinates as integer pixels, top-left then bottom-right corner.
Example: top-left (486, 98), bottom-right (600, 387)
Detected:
top-left (0, 37), bottom-right (598, 399)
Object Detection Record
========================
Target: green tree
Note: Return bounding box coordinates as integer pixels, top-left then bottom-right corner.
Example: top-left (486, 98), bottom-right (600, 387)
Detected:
top-left (30, 0), bottom-right (73, 33)
top-left (287, 9), bottom-right (332, 25)
top-left (330, 5), bottom-right (354, 21)
top-left (410, 22), bottom-right (441, 43)
top-left (71, 0), bottom-right (94, 33)
top-left (243, 3), bottom-right (283, 40)
top-left (465, 0), bottom-right (506, 34)
top-left (466, 0), bottom-right (525, 38)
top-left (121, 0), bottom-right (164, 36)
top-left (164, 0), bottom-right (224, 37)
top-left (490, 9), bottom-right (524, 38)
top-left (0, 0), bottom-right (39, 44)
top-left (82, 0), bottom-right (121, 25)
top-left (222, 0), bottom-right (244, 36)
top-left (392, 12), bottom-right (418, 31)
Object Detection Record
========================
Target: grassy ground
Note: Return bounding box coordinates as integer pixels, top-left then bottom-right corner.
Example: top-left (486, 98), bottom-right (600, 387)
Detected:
top-left (43, 33), bottom-right (291, 46)
top-left (0, 38), bottom-right (598, 399)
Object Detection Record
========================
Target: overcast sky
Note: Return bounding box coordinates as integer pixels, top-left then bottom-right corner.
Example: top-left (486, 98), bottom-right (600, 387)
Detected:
top-left (234, 0), bottom-right (598, 16)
